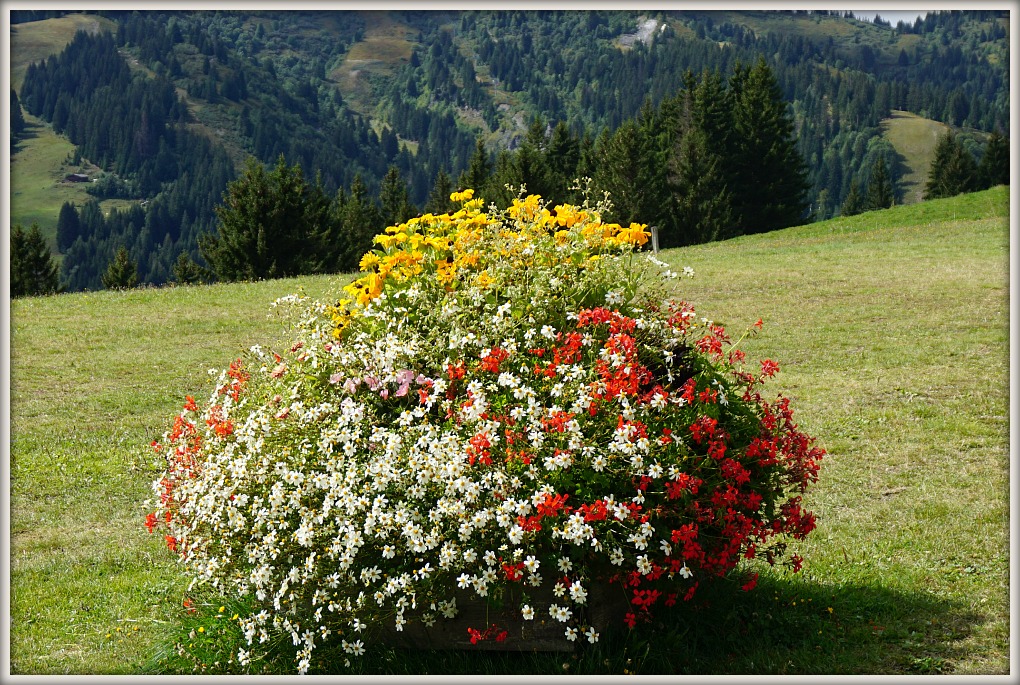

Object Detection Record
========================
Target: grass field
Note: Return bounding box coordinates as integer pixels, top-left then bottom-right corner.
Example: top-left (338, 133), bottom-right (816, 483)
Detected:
top-left (7, 187), bottom-right (1011, 675)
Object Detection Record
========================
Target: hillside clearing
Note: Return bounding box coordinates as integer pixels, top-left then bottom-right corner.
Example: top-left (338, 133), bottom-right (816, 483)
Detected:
top-left (10, 113), bottom-right (140, 246)
top-left (881, 110), bottom-right (949, 204)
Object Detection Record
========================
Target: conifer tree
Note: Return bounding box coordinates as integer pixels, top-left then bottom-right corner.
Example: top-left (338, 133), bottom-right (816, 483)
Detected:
top-left (171, 251), bottom-right (206, 284)
top-left (592, 121), bottom-right (647, 225)
top-left (866, 154), bottom-right (894, 210)
top-left (668, 124), bottom-right (734, 246)
top-left (458, 137), bottom-right (492, 193)
top-left (379, 165), bottom-right (417, 228)
top-left (10, 223), bottom-right (61, 297)
top-left (924, 132), bottom-right (978, 200)
top-left (56, 201), bottom-right (81, 252)
top-left (977, 129), bottom-right (1009, 188)
top-left (101, 245), bottom-right (139, 290)
top-left (545, 121), bottom-right (581, 202)
top-left (331, 175), bottom-right (381, 272)
top-left (509, 117), bottom-right (555, 200)
top-left (11, 89), bottom-right (25, 144)
top-left (840, 180), bottom-right (865, 216)
top-left (423, 170), bottom-right (454, 214)
top-left (728, 57), bottom-right (809, 234)
top-left (201, 155), bottom-right (331, 281)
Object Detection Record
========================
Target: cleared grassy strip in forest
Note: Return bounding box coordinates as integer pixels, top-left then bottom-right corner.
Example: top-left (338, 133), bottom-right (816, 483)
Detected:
top-left (881, 110), bottom-right (949, 204)
top-left (8, 187), bottom-right (1010, 674)
top-left (10, 115), bottom-right (142, 248)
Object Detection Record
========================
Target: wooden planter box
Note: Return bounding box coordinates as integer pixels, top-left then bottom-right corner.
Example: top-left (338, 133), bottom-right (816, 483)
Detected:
top-left (378, 582), bottom-right (631, 652)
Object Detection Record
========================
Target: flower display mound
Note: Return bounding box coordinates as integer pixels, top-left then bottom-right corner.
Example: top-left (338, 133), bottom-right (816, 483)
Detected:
top-left (147, 190), bottom-right (824, 673)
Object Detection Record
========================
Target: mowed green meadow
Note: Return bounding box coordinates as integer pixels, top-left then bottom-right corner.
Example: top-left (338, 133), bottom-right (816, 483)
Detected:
top-left (7, 187), bottom-right (1011, 674)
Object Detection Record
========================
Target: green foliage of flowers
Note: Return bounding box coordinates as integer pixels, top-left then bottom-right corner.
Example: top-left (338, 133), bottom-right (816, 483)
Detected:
top-left (145, 188), bottom-right (824, 673)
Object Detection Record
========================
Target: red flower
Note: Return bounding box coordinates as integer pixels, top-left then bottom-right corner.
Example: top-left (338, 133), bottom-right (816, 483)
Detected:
top-left (742, 573), bottom-right (758, 592)
top-left (478, 346), bottom-right (510, 374)
top-left (144, 512), bottom-right (158, 533)
top-left (760, 358), bottom-right (780, 378)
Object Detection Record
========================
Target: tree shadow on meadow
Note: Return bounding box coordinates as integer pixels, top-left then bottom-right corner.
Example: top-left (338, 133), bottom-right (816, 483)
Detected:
top-left (342, 573), bottom-right (987, 676)
top-left (11, 119), bottom-right (44, 155)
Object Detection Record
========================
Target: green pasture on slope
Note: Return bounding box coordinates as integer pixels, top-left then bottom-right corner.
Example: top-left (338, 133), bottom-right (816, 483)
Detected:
top-left (8, 186), bottom-right (1010, 674)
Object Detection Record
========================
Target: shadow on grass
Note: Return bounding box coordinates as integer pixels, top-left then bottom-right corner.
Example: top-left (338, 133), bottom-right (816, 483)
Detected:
top-left (148, 571), bottom-right (985, 676)
top-left (12, 120), bottom-right (45, 154)
top-left (344, 574), bottom-right (982, 676)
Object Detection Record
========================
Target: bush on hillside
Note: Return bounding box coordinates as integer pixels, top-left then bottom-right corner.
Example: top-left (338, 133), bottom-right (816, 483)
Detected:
top-left (146, 189), bottom-right (824, 673)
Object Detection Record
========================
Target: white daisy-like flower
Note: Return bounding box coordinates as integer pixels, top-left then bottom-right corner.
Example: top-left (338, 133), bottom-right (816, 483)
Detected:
top-left (549, 604), bottom-right (572, 622)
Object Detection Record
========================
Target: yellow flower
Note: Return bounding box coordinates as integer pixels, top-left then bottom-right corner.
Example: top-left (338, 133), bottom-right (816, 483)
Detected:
top-left (553, 204), bottom-right (585, 228)
top-left (508, 194), bottom-right (543, 220)
top-left (435, 259), bottom-right (456, 287)
top-left (359, 252), bottom-right (381, 272)
top-left (455, 252), bottom-right (480, 270)
top-left (425, 235), bottom-right (451, 252)
top-left (474, 270), bottom-right (494, 289)
top-left (618, 222), bottom-right (650, 246)
top-left (450, 188), bottom-right (475, 203)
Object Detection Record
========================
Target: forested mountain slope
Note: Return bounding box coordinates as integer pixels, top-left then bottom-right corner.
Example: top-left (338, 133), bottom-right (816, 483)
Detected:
top-left (8, 9), bottom-right (1009, 291)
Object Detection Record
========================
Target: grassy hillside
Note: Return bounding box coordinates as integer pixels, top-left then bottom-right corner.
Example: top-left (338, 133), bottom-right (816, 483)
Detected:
top-left (8, 187), bottom-right (1009, 675)
top-left (10, 113), bottom-right (139, 246)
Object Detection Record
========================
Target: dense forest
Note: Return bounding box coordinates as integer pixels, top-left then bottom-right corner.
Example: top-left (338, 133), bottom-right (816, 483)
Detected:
top-left (9, 9), bottom-right (1010, 292)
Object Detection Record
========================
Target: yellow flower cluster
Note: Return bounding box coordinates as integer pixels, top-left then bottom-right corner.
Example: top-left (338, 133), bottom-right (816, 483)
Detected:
top-left (327, 190), bottom-right (650, 338)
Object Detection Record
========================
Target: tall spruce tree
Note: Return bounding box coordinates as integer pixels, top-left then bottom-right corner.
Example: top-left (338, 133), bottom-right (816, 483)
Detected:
top-left (840, 180), bottom-right (865, 216)
top-left (171, 251), bottom-right (207, 284)
top-left (668, 124), bottom-right (734, 246)
top-left (201, 155), bottom-right (332, 281)
top-left (866, 154), bottom-right (894, 210)
top-left (423, 170), bottom-right (455, 214)
top-left (11, 89), bottom-right (25, 145)
top-left (101, 246), bottom-right (139, 290)
top-left (509, 117), bottom-right (556, 200)
top-left (458, 137), bottom-right (493, 193)
top-left (977, 129), bottom-right (1009, 188)
top-left (379, 165), bottom-right (417, 228)
top-left (592, 121), bottom-right (647, 226)
top-left (56, 201), bottom-right (81, 252)
top-left (10, 223), bottom-right (61, 297)
top-left (330, 175), bottom-right (382, 272)
top-left (924, 132), bottom-right (978, 200)
top-left (728, 57), bottom-right (809, 234)
top-left (545, 121), bottom-right (582, 202)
